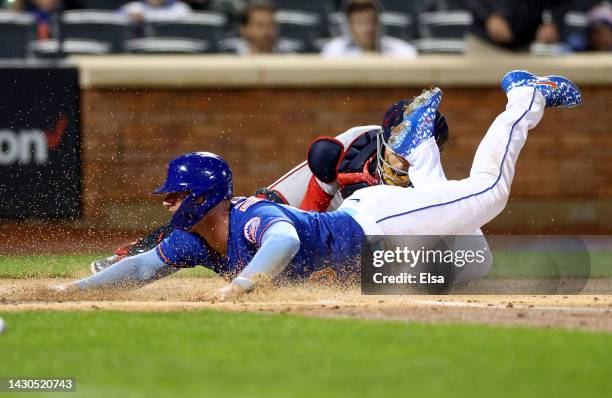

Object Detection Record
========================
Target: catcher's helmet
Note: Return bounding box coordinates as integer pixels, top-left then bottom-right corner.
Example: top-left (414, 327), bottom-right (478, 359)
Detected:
top-left (377, 98), bottom-right (449, 186)
top-left (154, 152), bottom-right (233, 230)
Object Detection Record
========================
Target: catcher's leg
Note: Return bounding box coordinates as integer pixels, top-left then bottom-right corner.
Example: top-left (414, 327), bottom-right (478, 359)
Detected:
top-left (266, 161), bottom-right (312, 207)
top-left (341, 84), bottom-right (546, 236)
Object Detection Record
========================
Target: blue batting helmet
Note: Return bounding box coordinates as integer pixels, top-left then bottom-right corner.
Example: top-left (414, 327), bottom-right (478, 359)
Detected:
top-left (153, 152), bottom-right (233, 230)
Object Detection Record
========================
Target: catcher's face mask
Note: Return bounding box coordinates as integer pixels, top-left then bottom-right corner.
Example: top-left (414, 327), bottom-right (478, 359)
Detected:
top-left (376, 128), bottom-right (410, 187)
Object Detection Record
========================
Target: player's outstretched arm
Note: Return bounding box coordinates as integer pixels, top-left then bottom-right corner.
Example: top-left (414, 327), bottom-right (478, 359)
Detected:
top-left (216, 222), bottom-right (300, 301)
top-left (56, 248), bottom-right (179, 292)
top-left (90, 222), bottom-right (175, 274)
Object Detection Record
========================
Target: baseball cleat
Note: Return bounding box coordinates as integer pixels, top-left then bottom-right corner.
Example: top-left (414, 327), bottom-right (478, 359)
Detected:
top-left (501, 70), bottom-right (582, 108)
top-left (90, 254), bottom-right (124, 274)
top-left (534, 75), bottom-right (582, 108)
top-left (386, 87), bottom-right (442, 159)
top-left (500, 70), bottom-right (537, 93)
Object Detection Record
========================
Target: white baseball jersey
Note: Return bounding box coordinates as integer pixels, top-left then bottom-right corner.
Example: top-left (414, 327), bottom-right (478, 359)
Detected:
top-left (339, 86), bottom-right (544, 245)
top-left (263, 93), bottom-right (548, 285)
top-left (335, 88), bottom-right (544, 282)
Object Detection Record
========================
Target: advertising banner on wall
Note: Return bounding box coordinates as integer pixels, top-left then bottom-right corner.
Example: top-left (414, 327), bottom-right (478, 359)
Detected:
top-left (0, 65), bottom-right (81, 219)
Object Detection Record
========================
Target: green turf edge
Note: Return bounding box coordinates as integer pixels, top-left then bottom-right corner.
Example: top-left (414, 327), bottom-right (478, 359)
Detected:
top-left (0, 310), bottom-right (611, 398)
top-left (0, 254), bottom-right (213, 278)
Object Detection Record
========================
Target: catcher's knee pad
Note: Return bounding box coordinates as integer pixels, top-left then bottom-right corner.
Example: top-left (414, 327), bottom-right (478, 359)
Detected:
top-left (307, 137), bottom-right (344, 183)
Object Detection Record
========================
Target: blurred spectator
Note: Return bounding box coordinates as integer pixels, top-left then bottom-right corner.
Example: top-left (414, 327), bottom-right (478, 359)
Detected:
top-left (120, 0), bottom-right (191, 23)
top-left (321, 0), bottom-right (417, 57)
top-left (463, 0), bottom-right (574, 52)
top-left (29, 0), bottom-right (60, 39)
top-left (536, 12), bottom-right (560, 44)
top-left (587, 2), bottom-right (612, 50)
top-left (229, 1), bottom-right (280, 54)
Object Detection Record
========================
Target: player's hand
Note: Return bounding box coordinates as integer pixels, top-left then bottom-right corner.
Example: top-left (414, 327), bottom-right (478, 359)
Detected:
top-left (40, 283), bottom-right (79, 298)
top-left (51, 283), bottom-right (78, 294)
top-left (214, 282), bottom-right (246, 302)
top-left (486, 13), bottom-right (513, 44)
top-left (535, 22), bottom-right (559, 44)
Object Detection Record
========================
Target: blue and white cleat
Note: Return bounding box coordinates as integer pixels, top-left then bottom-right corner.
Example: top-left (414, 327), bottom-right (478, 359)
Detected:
top-left (501, 70), bottom-right (582, 109)
top-left (500, 70), bottom-right (537, 93)
top-left (386, 87), bottom-right (442, 159)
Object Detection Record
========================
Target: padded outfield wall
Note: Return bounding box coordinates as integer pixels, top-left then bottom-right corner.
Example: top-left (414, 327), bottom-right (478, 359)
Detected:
top-left (73, 55), bottom-right (611, 234)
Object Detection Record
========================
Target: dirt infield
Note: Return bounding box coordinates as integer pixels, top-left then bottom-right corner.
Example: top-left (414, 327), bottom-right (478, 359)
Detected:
top-left (1, 277), bottom-right (611, 332)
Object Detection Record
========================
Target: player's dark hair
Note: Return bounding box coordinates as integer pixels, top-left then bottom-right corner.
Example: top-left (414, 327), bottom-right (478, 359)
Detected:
top-left (345, 0), bottom-right (378, 18)
top-left (240, 0), bottom-right (276, 26)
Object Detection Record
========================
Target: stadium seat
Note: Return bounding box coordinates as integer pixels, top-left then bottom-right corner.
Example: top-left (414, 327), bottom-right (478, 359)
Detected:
top-left (381, 0), bottom-right (424, 13)
top-left (29, 39), bottom-right (112, 58)
top-left (276, 38), bottom-right (305, 53)
top-left (327, 11), bottom-right (343, 37)
top-left (125, 38), bottom-right (209, 54)
top-left (380, 11), bottom-right (415, 41)
top-left (419, 11), bottom-right (472, 39)
top-left (61, 10), bottom-right (131, 53)
top-left (272, 0), bottom-right (336, 14)
top-left (417, 10), bottom-right (472, 53)
top-left (148, 12), bottom-right (227, 52)
top-left (273, 0), bottom-right (334, 44)
top-left (563, 11), bottom-right (589, 39)
top-left (414, 38), bottom-right (466, 53)
top-left (276, 9), bottom-right (327, 52)
top-left (67, 0), bottom-right (130, 10)
top-left (0, 11), bottom-right (36, 58)
top-left (421, 0), bottom-right (469, 11)
top-left (380, 1), bottom-right (424, 40)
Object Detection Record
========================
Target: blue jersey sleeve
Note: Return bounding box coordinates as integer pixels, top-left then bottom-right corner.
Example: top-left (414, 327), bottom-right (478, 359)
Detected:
top-left (156, 230), bottom-right (223, 271)
top-left (241, 204), bottom-right (294, 247)
top-left (233, 221), bottom-right (300, 290)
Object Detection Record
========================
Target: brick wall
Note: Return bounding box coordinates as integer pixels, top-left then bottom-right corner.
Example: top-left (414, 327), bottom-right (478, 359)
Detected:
top-left (81, 86), bottom-right (611, 233)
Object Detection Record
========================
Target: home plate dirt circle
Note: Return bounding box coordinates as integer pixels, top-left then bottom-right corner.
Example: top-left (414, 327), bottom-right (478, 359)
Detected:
top-left (1, 278), bottom-right (611, 332)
